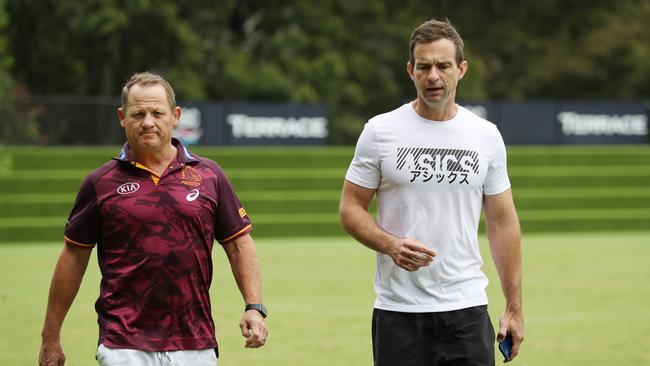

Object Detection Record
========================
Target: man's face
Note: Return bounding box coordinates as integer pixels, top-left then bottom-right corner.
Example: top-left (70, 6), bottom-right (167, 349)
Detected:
top-left (407, 38), bottom-right (467, 110)
top-left (118, 84), bottom-right (180, 152)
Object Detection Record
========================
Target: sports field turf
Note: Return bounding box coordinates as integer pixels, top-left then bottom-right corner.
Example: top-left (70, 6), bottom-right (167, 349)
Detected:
top-left (1, 232), bottom-right (649, 365)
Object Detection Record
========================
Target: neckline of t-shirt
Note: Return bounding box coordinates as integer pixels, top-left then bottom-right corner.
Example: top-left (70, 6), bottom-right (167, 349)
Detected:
top-left (407, 102), bottom-right (463, 126)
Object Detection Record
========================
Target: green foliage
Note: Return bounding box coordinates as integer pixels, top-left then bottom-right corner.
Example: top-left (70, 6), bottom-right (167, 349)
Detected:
top-left (0, 0), bottom-right (38, 144)
top-left (513, 0), bottom-right (650, 99)
top-left (6, 0), bottom-right (205, 96)
top-left (3, 0), bottom-right (650, 144)
top-left (457, 47), bottom-right (488, 101)
top-left (0, 0), bottom-right (13, 96)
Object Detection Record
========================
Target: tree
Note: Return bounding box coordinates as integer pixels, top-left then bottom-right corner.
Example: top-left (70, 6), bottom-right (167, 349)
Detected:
top-left (4, 0), bottom-right (649, 144)
top-left (6, 0), bottom-right (206, 97)
top-left (523, 0), bottom-right (650, 99)
top-left (0, 0), bottom-right (38, 144)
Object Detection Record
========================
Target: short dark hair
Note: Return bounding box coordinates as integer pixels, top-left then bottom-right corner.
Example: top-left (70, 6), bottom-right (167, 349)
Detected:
top-left (121, 72), bottom-right (176, 111)
top-left (409, 19), bottom-right (464, 66)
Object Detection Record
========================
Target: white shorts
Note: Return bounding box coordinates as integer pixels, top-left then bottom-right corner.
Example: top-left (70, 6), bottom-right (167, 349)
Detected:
top-left (96, 344), bottom-right (217, 366)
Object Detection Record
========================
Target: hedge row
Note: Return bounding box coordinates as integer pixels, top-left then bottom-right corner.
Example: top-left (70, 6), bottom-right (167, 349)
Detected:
top-left (1, 145), bottom-right (649, 242)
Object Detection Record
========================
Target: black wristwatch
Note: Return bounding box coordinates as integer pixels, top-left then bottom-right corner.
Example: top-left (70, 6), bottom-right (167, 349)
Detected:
top-left (245, 303), bottom-right (268, 318)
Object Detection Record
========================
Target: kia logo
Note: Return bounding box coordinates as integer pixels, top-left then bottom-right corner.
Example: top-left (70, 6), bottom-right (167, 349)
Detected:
top-left (117, 182), bottom-right (140, 195)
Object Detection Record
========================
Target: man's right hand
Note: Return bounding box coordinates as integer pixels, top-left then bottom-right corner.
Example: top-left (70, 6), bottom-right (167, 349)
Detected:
top-left (389, 238), bottom-right (437, 272)
top-left (39, 340), bottom-right (66, 366)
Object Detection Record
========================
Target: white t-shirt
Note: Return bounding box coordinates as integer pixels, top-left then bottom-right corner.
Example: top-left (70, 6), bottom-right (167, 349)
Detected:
top-left (345, 102), bottom-right (511, 313)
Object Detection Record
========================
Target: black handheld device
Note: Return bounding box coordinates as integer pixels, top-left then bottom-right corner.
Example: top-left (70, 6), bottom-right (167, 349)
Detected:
top-left (498, 334), bottom-right (513, 363)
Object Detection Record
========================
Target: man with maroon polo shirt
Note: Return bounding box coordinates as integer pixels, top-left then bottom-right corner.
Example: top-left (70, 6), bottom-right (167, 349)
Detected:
top-left (39, 72), bottom-right (268, 366)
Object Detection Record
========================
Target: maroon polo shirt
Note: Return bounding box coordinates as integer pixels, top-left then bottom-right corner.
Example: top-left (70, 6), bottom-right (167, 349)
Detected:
top-left (64, 139), bottom-right (252, 351)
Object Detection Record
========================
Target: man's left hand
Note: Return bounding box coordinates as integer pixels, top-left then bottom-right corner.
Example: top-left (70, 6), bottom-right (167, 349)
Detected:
top-left (239, 310), bottom-right (269, 348)
top-left (497, 308), bottom-right (524, 361)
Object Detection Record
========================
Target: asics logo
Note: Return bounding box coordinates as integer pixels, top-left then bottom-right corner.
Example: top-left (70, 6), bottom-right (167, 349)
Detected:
top-left (397, 147), bottom-right (479, 173)
top-left (186, 189), bottom-right (200, 201)
top-left (117, 182), bottom-right (140, 195)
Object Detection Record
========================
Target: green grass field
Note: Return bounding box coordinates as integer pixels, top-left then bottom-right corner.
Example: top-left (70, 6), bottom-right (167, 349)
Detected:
top-left (2, 232), bottom-right (649, 365)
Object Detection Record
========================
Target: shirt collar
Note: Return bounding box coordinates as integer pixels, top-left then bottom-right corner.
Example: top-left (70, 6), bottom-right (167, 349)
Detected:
top-left (115, 138), bottom-right (198, 164)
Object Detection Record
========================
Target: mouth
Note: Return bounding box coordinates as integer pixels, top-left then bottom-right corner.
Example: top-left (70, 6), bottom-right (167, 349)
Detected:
top-left (425, 86), bottom-right (443, 93)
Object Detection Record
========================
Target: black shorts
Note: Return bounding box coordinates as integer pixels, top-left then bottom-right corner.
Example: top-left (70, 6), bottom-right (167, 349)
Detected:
top-left (372, 306), bottom-right (495, 366)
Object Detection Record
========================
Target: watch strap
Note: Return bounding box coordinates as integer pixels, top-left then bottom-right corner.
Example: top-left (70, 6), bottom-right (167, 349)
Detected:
top-left (245, 303), bottom-right (268, 318)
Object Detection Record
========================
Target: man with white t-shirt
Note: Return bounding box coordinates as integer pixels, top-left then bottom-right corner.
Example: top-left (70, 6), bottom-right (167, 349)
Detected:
top-left (339, 19), bottom-right (523, 365)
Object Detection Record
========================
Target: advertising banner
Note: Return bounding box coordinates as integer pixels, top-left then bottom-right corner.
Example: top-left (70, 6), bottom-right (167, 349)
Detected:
top-left (174, 102), bottom-right (328, 146)
top-left (461, 101), bottom-right (648, 145)
top-left (224, 103), bottom-right (328, 146)
top-left (557, 102), bottom-right (648, 144)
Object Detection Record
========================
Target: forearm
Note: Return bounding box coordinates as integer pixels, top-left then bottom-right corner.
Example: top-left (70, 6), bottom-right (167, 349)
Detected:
top-left (488, 219), bottom-right (522, 311)
top-left (338, 180), bottom-right (435, 271)
top-left (339, 198), bottom-right (397, 256)
top-left (224, 235), bottom-right (262, 304)
top-left (41, 245), bottom-right (91, 341)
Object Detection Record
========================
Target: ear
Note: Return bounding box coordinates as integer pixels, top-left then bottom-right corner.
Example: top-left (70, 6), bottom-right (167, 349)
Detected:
top-left (458, 60), bottom-right (469, 80)
top-left (117, 107), bottom-right (126, 128)
top-left (406, 61), bottom-right (414, 80)
top-left (173, 106), bottom-right (181, 127)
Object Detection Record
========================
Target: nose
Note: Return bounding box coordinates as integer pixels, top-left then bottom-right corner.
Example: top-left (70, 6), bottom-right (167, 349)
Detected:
top-left (142, 112), bottom-right (155, 128)
top-left (427, 67), bottom-right (441, 83)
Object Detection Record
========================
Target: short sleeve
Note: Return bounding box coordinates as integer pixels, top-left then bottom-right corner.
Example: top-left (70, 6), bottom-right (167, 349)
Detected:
top-left (64, 175), bottom-right (100, 249)
top-left (483, 127), bottom-right (511, 196)
top-left (213, 167), bottom-right (252, 243)
top-left (345, 122), bottom-right (381, 189)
